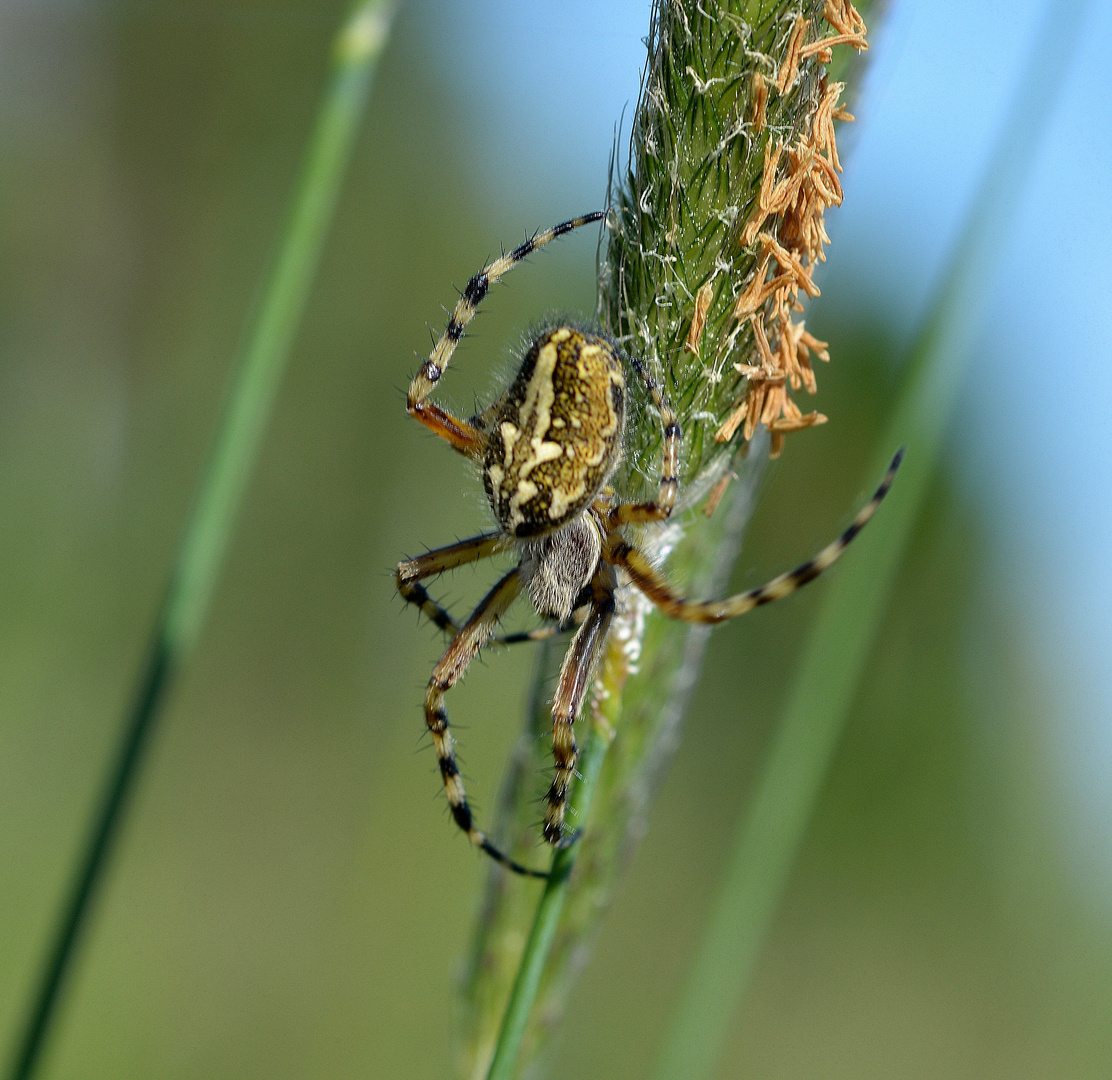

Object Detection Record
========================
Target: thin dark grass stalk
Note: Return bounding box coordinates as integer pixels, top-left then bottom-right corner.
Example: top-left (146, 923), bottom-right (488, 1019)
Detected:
top-left (651, 3), bottom-right (1091, 1077)
top-left (5, 5), bottom-right (397, 1078)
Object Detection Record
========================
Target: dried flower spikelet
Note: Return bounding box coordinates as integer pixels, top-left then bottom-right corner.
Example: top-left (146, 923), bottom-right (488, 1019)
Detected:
top-left (776, 15), bottom-right (809, 94)
top-left (751, 71), bottom-right (769, 133)
top-left (685, 280), bottom-right (715, 355)
top-left (717, 0), bottom-right (866, 458)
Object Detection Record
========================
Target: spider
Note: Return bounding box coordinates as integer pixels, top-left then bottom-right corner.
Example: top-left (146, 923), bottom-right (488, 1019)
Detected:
top-left (397, 211), bottom-right (903, 878)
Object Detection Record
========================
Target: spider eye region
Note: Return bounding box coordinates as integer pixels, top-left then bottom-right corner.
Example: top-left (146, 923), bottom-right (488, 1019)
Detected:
top-left (482, 327), bottom-right (624, 538)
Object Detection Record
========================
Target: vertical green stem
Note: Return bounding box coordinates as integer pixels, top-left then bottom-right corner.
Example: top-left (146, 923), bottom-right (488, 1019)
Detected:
top-left (483, 630), bottom-right (631, 1080)
top-left (5, 5), bottom-right (397, 1078)
top-left (463, 2), bottom-right (879, 1073)
top-left (650, 4), bottom-right (1090, 1079)
top-left (483, 722), bottom-right (613, 1080)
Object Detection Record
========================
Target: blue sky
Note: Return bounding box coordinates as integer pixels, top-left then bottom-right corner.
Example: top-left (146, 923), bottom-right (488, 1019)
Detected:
top-left (431, 0), bottom-right (1112, 891)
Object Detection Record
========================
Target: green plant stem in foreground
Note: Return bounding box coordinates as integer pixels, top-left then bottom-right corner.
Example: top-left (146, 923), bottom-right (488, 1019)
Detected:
top-left (5, 5), bottom-right (397, 1079)
top-left (484, 720), bottom-right (615, 1080)
top-left (650, 4), bottom-right (1091, 1079)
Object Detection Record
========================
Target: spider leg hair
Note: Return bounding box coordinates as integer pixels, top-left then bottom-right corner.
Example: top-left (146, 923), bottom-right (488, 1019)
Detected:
top-left (543, 577), bottom-right (616, 845)
top-left (406, 212), bottom-right (606, 456)
top-left (608, 356), bottom-right (682, 527)
top-left (423, 566), bottom-right (549, 878)
top-left (607, 448), bottom-right (905, 623)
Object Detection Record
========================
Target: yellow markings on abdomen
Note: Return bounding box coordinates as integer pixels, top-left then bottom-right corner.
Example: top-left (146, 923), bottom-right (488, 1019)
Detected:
top-left (483, 326), bottom-right (625, 536)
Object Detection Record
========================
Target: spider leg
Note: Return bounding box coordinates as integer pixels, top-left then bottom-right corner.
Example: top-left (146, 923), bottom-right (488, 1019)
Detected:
top-left (495, 623), bottom-right (566, 645)
top-left (406, 211), bottom-right (606, 457)
top-left (424, 565), bottom-right (548, 878)
top-left (405, 400), bottom-right (485, 457)
top-left (606, 449), bottom-right (904, 623)
top-left (398, 532), bottom-right (506, 631)
top-left (607, 355), bottom-right (682, 527)
top-left (397, 531), bottom-right (564, 645)
top-left (406, 585), bottom-right (564, 645)
top-left (543, 575), bottom-right (616, 845)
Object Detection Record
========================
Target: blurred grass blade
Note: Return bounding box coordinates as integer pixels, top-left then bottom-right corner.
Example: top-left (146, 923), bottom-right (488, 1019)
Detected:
top-left (6, 3), bottom-right (398, 1078)
top-left (651, 4), bottom-right (1091, 1080)
top-left (164, 0), bottom-right (397, 657)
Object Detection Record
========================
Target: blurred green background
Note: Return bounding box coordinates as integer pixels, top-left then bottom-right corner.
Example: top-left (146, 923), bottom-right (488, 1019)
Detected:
top-left (2, 1), bottom-right (1110, 1078)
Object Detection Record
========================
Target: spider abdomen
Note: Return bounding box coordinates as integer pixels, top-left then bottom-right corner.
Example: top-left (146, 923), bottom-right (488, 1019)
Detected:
top-left (481, 327), bottom-right (624, 538)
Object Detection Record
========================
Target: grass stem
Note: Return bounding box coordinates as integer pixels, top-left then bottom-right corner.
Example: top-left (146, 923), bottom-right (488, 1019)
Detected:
top-left (483, 633), bottom-right (628, 1080)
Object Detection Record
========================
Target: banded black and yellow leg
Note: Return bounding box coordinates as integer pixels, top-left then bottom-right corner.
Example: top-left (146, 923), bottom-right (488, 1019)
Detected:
top-left (405, 583), bottom-right (564, 646)
top-left (608, 356), bottom-right (682, 527)
top-left (406, 211), bottom-right (606, 454)
top-left (543, 580), bottom-right (616, 845)
top-left (397, 532), bottom-right (506, 632)
top-left (407, 588), bottom-right (564, 645)
top-left (424, 566), bottom-right (548, 878)
top-left (607, 448), bottom-right (904, 623)
top-left (397, 532), bottom-right (565, 645)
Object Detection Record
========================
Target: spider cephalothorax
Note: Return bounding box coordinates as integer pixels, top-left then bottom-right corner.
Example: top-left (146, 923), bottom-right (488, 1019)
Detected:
top-left (397, 212), bottom-right (901, 878)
